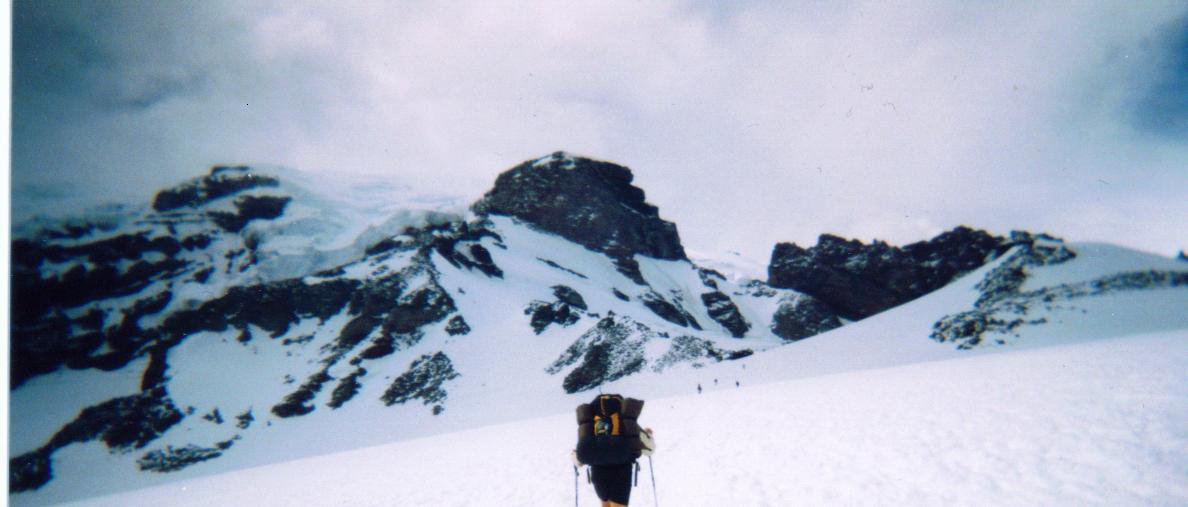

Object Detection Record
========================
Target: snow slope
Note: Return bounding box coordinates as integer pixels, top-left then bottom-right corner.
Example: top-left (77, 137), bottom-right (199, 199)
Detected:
top-left (10, 212), bottom-right (777, 505)
top-left (69, 329), bottom-right (1188, 506)
top-left (17, 232), bottom-right (1186, 506)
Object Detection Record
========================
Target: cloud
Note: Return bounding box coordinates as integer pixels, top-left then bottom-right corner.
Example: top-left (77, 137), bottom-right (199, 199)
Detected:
top-left (1131, 14), bottom-right (1188, 138)
top-left (11, 0), bottom-right (1188, 259)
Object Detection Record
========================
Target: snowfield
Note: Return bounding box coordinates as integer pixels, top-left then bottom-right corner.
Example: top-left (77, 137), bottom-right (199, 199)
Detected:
top-left (67, 329), bottom-right (1187, 506)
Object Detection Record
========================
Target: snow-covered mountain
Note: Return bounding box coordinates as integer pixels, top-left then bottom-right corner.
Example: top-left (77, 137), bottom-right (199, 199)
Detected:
top-left (10, 152), bottom-right (1187, 505)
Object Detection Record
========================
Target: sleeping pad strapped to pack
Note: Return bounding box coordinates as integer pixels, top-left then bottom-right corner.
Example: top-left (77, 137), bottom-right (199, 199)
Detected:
top-left (575, 394), bottom-right (645, 466)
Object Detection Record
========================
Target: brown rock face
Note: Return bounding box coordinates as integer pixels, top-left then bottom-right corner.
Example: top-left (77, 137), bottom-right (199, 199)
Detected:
top-left (768, 227), bottom-right (1009, 320)
top-left (472, 152), bottom-right (686, 262)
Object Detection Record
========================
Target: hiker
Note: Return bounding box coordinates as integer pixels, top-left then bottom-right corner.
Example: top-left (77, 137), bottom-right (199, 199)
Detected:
top-left (572, 394), bottom-right (656, 506)
top-left (697, 383), bottom-right (702, 394)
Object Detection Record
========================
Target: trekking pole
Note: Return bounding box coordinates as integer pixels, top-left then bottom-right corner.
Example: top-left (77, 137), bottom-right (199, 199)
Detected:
top-left (648, 456), bottom-right (659, 506)
top-left (573, 465), bottom-right (579, 507)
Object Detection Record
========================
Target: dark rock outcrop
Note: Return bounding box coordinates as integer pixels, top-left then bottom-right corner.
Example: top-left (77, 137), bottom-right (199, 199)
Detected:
top-left (640, 292), bottom-right (701, 329)
top-left (697, 268), bottom-right (726, 289)
top-left (8, 184), bottom-right (354, 387)
top-left (11, 244), bottom-right (191, 385)
top-left (700, 291), bottom-right (750, 338)
top-left (970, 232), bottom-right (1075, 307)
top-left (382, 284), bottom-right (455, 337)
top-left (547, 313), bottom-right (751, 393)
top-left (651, 335), bottom-right (751, 371)
top-left (13, 232), bottom-right (186, 268)
top-left (612, 256), bottom-right (648, 285)
top-left (235, 410), bottom-right (254, 429)
top-left (726, 349), bottom-right (754, 360)
top-left (173, 278), bottom-right (358, 340)
top-left (552, 285), bottom-right (588, 311)
top-left (524, 285), bottom-right (588, 334)
top-left (930, 234), bottom-right (1070, 348)
top-left (445, 315), bottom-right (471, 336)
top-left (328, 368), bottom-right (368, 409)
top-left (137, 439), bottom-right (237, 473)
top-left (735, 279), bottom-right (777, 298)
top-left (472, 152), bottom-right (686, 263)
top-left (45, 388), bottom-right (183, 452)
top-left (380, 352), bottom-right (460, 414)
top-left (526, 301), bottom-right (581, 334)
top-left (770, 294), bottom-right (843, 342)
top-left (10, 387), bottom-right (185, 492)
top-left (202, 408), bottom-right (224, 424)
top-left (768, 226), bottom-right (1009, 321)
top-left (327, 269), bottom-right (455, 365)
top-left (207, 195), bottom-right (291, 233)
top-left (358, 335), bottom-right (398, 360)
top-left (547, 316), bottom-right (650, 393)
top-left (415, 221), bottom-right (504, 278)
top-left (538, 258), bottom-right (588, 279)
top-left (9, 450), bottom-right (51, 493)
top-left (152, 165), bottom-right (279, 212)
top-left (928, 238), bottom-right (1183, 349)
top-left (272, 369), bottom-right (333, 418)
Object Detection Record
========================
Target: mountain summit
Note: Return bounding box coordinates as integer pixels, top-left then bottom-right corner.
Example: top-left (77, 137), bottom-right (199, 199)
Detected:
top-left (472, 152), bottom-right (686, 263)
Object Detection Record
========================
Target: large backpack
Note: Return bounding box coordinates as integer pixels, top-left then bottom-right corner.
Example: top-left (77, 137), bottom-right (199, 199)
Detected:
top-left (575, 394), bottom-right (645, 466)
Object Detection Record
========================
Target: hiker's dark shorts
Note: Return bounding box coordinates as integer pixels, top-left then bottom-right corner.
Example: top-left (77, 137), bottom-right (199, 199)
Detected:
top-left (591, 463), bottom-right (633, 504)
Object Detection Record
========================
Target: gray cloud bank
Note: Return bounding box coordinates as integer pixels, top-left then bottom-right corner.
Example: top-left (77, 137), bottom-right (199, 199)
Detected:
top-left (12, 0), bottom-right (1188, 259)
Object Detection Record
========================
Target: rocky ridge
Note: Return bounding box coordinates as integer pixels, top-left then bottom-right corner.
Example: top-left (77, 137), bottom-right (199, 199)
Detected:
top-left (472, 152), bottom-right (686, 277)
top-left (930, 234), bottom-right (1188, 348)
top-left (767, 226), bottom-right (1010, 323)
top-left (545, 313), bottom-right (753, 393)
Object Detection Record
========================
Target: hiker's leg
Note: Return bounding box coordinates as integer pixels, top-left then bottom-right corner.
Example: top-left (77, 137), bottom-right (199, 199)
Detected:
top-left (592, 463), bottom-right (631, 506)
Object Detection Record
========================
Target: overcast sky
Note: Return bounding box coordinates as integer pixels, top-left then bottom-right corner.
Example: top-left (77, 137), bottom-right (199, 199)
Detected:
top-left (12, 0), bottom-right (1188, 261)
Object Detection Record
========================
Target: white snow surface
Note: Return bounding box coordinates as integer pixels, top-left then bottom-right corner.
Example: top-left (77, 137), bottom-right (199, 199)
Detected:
top-left (242, 165), bottom-right (468, 281)
top-left (69, 329), bottom-right (1188, 507)
top-left (687, 249), bottom-right (768, 283)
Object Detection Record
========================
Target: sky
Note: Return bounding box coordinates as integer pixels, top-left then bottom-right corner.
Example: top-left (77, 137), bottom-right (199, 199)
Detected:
top-left (10, 0), bottom-right (1188, 262)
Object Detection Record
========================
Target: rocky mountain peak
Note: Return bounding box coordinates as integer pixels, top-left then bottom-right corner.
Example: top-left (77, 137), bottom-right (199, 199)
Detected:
top-left (152, 165), bottom-right (280, 212)
top-left (471, 152), bottom-right (686, 261)
top-left (768, 226), bottom-right (1010, 320)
